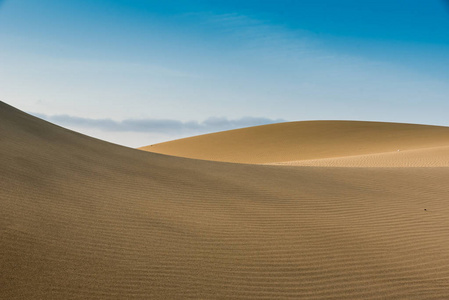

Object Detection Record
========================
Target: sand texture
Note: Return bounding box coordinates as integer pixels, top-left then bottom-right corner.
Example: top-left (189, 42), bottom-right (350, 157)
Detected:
top-left (2, 101), bottom-right (449, 299)
top-left (140, 121), bottom-right (449, 164)
top-left (271, 146), bottom-right (449, 167)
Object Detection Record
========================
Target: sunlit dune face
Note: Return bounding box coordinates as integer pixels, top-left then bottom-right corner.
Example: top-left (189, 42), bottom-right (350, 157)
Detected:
top-left (140, 120), bottom-right (449, 165)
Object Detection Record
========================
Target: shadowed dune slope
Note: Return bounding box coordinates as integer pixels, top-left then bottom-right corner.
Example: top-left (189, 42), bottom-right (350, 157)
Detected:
top-left (2, 101), bottom-right (449, 299)
top-left (140, 121), bottom-right (449, 164)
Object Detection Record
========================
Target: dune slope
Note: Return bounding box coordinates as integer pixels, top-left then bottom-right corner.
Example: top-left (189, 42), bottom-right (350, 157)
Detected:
top-left (271, 145), bottom-right (449, 167)
top-left (140, 121), bottom-right (449, 164)
top-left (2, 102), bottom-right (449, 299)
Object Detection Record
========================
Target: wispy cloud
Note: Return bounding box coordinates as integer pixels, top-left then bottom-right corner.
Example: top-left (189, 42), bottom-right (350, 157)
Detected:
top-left (32, 112), bottom-right (284, 135)
top-left (199, 12), bottom-right (315, 57)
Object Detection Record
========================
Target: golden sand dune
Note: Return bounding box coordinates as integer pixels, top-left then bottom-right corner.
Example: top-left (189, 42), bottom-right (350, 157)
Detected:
top-left (271, 145), bottom-right (449, 167)
top-left (140, 121), bottom-right (449, 164)
top-left (2, 101), bottom-right (449, 299)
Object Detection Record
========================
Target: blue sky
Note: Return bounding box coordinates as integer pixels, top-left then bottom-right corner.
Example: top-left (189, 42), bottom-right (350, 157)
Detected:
top-left (1, 0), bottom-right (449, 146)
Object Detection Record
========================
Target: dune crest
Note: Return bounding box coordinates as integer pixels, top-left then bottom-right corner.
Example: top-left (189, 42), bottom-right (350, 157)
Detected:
top-left (140, 121), bottom-right (449, 164)
top-left (2, 101), bottom-right (449, 299)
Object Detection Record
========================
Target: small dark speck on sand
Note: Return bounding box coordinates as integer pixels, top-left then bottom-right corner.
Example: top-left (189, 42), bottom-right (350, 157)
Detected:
top-left (424, 209), bottom-right (427, 211)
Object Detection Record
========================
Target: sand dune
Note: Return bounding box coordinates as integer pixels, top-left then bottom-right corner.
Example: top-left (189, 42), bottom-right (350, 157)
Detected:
top-left (271, 145), bottom-right (449, 167)
top-left (2, 101), bottom-right (449, 299)
top-left (140, 121), bottom-right (449, 164)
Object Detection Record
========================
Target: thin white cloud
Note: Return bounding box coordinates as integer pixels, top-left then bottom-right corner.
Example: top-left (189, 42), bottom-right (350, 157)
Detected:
top-left (32, 112), bottom-right (284, 134)
top-left (199, 11), bottom-right (315, 55)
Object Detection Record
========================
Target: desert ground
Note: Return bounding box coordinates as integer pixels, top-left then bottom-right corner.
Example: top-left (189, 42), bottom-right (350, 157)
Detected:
top-left (141, 120), bottom-right (449, 165)
top-left (2, 101), bottom-right (449, 299)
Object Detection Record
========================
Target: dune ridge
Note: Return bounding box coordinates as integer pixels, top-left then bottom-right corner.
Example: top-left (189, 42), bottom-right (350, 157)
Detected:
top-left (140, 120), bottom-right (449, 164)
top-left (2, 101), bottom-right (449, 299)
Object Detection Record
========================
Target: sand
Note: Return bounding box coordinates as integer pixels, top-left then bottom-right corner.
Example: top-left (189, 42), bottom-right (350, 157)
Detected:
top-left (140, 120), bottom-right (449, 164)
top-left (2, 101), bottom-right (449, 299)
top-left (271, 145), bottom-right (449, 167)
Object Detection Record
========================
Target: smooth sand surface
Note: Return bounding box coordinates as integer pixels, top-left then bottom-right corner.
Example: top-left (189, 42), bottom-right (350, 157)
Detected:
top-left (140, 121), bottom-right (449, 164)
top-left (271, 146), bottom-right (449, 167)
top-left (2, 101), bottom-right (449, 299)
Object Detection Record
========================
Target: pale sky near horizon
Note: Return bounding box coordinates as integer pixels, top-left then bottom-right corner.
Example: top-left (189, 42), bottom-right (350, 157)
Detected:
top-left (1, 0), bottom-right (449, 147)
